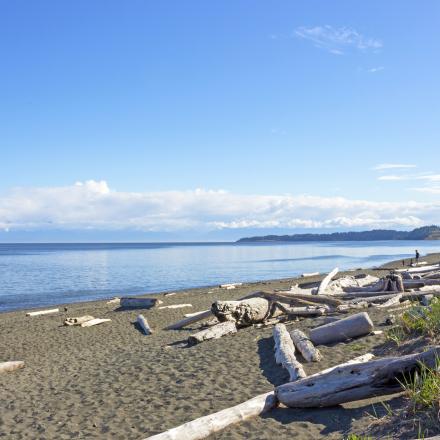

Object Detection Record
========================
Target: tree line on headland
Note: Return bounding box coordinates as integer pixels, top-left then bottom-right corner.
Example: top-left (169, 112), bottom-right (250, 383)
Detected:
top-left (236, 225), bottom-right (440, 243)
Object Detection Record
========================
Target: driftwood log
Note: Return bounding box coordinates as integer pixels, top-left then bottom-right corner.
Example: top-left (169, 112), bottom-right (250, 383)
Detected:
top-left (273, 324), bottom-right (306, 381)
top-left (188, 321), bottom-right (237, 345)
top-left (165, 310), bottom-right (212, 330)
top-left (316, 267), bottom-right (339, 295)
top-left (290, 329), bottom-right (321, 362)
top-left (309, 312), bottom-right (374, 345)
top-left (64, 316), bottom-right (94, 326)
top-left (0, 361), bottom-right (25, 374)
top-left (120, 297), bottom-right (162, 309)
top-left (158, 304), bottom-right (192, 310)
top-left (276, 346), bottom-right (440, 407)
top-left (267, 292), bottom-right (343, 307)
top-left (137, 314), bottom-right (153, 335)
top-left (26, 308), bottom-right (59, 317)
top-left (81, 318), bottom-right (111, 327)
top-left (144, 391), bottom-right (278, 440)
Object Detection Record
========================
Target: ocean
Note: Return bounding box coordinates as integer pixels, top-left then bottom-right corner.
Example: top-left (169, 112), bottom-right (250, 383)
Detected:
top-left (0, 241), bottom-right (438, 312)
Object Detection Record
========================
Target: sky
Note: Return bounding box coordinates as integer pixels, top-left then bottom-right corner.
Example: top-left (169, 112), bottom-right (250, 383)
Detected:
top-left (1, 0), bottom-right (439, 241)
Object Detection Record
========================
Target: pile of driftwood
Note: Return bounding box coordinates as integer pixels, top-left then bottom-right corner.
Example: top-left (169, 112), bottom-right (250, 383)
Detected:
top-left (146, 264), bottom-right (440, 440)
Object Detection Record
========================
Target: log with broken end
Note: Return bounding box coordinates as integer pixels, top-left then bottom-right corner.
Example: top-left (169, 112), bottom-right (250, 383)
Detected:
top-left (273, 323), bottom-right (307, 381)
top-left (188, 321), bottom-right (237, 345)
top-left (276, 347), bottom-right (440, 407)
top-left (375, 293), bottom-right (403, 308)
top-left (0, 361), bottom-right (25, 374)
top-left (316, 267), bottom-right (339, 295)
top-left (137, 314), bottom-right (153, 335)
top-left (309, 312), bottom-right (374, 345)
top-left (64, 315), bottom-right (94, 326)
top-left (290, 329), bottom-right (321, 362)
top-left (144, 391), bottom-right (278, 440)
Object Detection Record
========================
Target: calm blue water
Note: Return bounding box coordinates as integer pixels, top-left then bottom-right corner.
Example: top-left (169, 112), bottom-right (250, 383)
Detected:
top-left (0, 241), bottom-right (439, 312)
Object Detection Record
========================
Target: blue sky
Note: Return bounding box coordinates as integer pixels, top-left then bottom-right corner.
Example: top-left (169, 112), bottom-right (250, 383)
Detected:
top-left (1, 1), bottom-right (440, 241)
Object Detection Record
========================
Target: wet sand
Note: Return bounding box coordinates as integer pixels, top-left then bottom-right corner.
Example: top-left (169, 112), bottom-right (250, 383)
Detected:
top-left (1, 254), bottom-right (439, 439)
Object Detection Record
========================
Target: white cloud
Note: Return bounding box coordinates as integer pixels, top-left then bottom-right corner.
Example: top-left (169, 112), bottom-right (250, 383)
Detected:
top-left (373, 163), bottom-right (417, 170)
top-left (377, 175), bottom-right (407, 181)
top-left (0, 180), bottom-right (439, 233)
top-left (295, 25), bottom-right (382, 54)
top-left (368, 66), bottom-right (385, 73)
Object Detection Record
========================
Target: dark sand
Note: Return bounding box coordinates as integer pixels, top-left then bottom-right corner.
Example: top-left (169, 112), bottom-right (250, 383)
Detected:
top-left (1, 254), bottom-right (439, 440)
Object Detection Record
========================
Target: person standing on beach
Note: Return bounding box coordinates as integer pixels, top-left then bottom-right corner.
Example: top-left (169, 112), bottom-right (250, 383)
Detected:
top-left (415, 250), bottom-right (420, 264)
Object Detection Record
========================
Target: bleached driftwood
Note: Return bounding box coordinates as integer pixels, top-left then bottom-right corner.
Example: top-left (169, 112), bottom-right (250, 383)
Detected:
top-left (397, 264), bottom-right (440, 274)
top-left (64, 315), bottom-right (94, 326)
top-left (137, 314), bottom-right (153, 335)
top-left (301, 272), bottom-right (319, 277)
top-left (290, 329), bottom-right (321, 362)
top-left (188, 321), bottom-right (237, 345)
top-left (26, 308), bottom-right (59, 317)
top-left (166, 310), bottom-right (212, 330)
top-left (375, 293), bottom-right (403, 308)
top-left (276, 346), bottom-right (440, 407)
top-left (311, 353), bottom-right (374, 376)
top-left (309, 312), bottom-right (374, 345)
top-left (316, 267), bottom-right (339, 295)
top-left (81, 318), bottom-right (111, 327)
top-left (158, 304), bottom-right (192, 310)
top-left (219, 283), bottom-right (242, 289)
top-left (106, 297), bottom-right (120, 304)
top-left (212, 297), bottom-right (282, 327)
top-left (120, 297), bottom-right (162, 309)
top-left (144, 391), bottom-right (278, 440)
top-left (0, 361), bottom-right (25, 374)
top-left (274, 303), bottom-right (328, 317)
top-left (267, 291), bottom-right (343, 307)
top-left (273, 324), bottom-right (306, 381)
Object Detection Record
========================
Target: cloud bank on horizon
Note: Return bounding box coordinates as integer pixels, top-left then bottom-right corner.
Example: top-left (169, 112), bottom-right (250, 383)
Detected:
top-left (0, 180), bottom-right (438, 234)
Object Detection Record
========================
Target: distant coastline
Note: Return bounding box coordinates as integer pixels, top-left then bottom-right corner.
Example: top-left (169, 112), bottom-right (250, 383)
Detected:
top-left (237, 225), bottom-right (440, 243)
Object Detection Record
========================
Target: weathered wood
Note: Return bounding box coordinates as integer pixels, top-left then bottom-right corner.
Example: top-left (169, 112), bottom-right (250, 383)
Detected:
top-left (0, 361), bottom-right (25, 374)
top-left (397, 264), bottom-right (440, 274)
top-left (273, 324), bottom-right (307, 381)
top-left (375, 293), bottom-right (403, 308)
top-left (64, 315), bottom-right (94, 326)
top-left (309, 312), bottom-right (374, 345)
top-left (301, 272), bottom-right (320, 277)
top-left (212, 297), bottom-right (282, 327)
top-left (106, 297), bottom-right (120, 304)
top-left (276, 347), bottom-right (440, 408)
top-left (274, 302), bottom-right (328, 317)
top-left (290, 329), bottom-right (321, 362)
top-left (316, 267), bottom-right (339, 295)
top-left (166, 310), bottom-right (212, 330)
top-left (137, 314), bottom-right (153, 335)
top-left (272, 291), bottom-right (343, 307)
top-left (26, 308), bottom-right (59, 317)
top-left (188, 321), bottom-right (237, 345)
top-left (81, 318), bottom-right (111, 327)
top-left (312, 353), bottom-right (374, 376)
top-left (219, 283), bottom-right (242, 289)
top-left (144, 391), bottom-right (278, 440)
top-left (158, 304), bottom-right (192, 310)
top-left (120, 297), bottom-right (162, 309)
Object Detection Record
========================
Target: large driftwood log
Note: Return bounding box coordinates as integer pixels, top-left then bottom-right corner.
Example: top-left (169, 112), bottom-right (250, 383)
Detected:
top-left (309, 312), bottom-right (374, 345)
top-left (375, 293), bottom-right (403, 308)
top-left (158, 304), bottom-right (192, 310)
top-left (81, 318), bottom-right (111, 327)
top-left (276, 347), bottom-right (440, 407)
top-left (64, 315), bottom-right (94, 326)
top-left (273, 324), bottom-right (307, 381)
top-left (26, 308), bottom-right (59, 317)
top-left (137, 314), bottom-right (153, 335)
top-left (212, 297), bottom-right (282, 327)
top-left (165, 310), bottom-right (212, 330)
top-left (120, 297), bottom-right (162, 309)
top-left (0, 361), bottom-right (25, 374)
top-left (267, 291), bottom-right (343, 307)
top-left (144, 391), bottom-right (278, 440)
top-left (290, 329), bottom-right (321, 362)
top-left (274, 303), bottom-right (328, 317)
top-left (188, 321), bottom-right (237, 345)
top-left (316, 267), bottom-right (339, 295)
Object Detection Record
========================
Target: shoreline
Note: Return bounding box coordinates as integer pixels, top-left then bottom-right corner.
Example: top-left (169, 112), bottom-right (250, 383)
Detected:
top-left (1, 253), bottom-right (439, 439)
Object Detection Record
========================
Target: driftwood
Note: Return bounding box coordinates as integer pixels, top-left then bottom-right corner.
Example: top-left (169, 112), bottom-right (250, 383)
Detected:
top-left (137, 314), bottom-right (153, 335)
top-left (274, 302), bottom-right (328, 317)
top-left (106, 297), bottom-right (120, 304)
top-left (276, 346), bottom-right (440, 407)
top-left (120, 297), bottom-right (162, 309)
top-left (188, 321), bottom-right (237, 345)
top-left (64, 315), bottom-right (94, 326)
top-left (144, 391), bottom-right (278, 440)
top-left (166, 310), bottom-right (212, 330)
top-left (269, 291), bottom-right (343, 307)
top-left (301, 272), bottom-right (320, 277)
top-left (375, 293), bottom-right (403, 308)
top-left (273, 324), bottom-right (306, 381)
top-left (158, 304), bottom-right (192, 310)
top-left (81, 318), bottom-right (111, 327)
top-left (26, 308), bottom-right (59, 317)
top-left (309, 312), bottom-right (374, 345)
top-left (219, 283), bottom-right (242, 289)
top-left (290, 329), bottom-right (321, 362)
top-left (0, 361), bottom-right (25, 374)
top-left (316, 267), bottom-right (339, 295)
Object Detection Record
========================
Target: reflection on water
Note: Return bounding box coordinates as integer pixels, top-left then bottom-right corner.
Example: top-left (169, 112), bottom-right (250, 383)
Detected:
top-left (0, 241), bottom-right (438, 312)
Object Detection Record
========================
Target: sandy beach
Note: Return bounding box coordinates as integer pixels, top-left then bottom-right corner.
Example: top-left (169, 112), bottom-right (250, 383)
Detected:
top-left (1, 255), bottom-right (439, 440)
